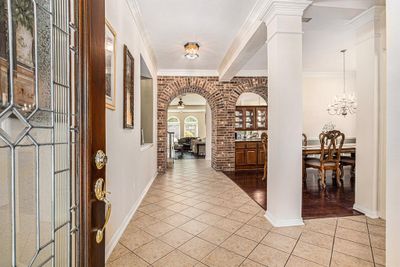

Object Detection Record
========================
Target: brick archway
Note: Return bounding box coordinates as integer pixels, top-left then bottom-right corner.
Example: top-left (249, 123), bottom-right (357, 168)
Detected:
top-left (157, 76), bottom-right (267, 173)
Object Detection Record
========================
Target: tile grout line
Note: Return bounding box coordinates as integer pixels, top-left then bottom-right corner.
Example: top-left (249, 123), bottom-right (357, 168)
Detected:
top-left (328, 217), bottom-right (338, 266)
top-left (284, 230), bottom-right (303, 266)
top-left (366, 221), bottom-right (376, 266)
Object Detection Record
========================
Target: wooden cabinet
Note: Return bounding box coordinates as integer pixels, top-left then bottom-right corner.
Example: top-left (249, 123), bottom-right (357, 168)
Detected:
top-left (235, 106), bottom-right (267, 130)
top-left (235, 141), bottom-right (265, 170)
top-left (235, 149), bottom-right (246, 166)
top-left (258, 145), bottom-right (265, 165)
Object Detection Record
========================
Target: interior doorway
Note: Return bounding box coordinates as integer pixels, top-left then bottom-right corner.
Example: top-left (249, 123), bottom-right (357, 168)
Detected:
top-left (167, 94), bottom-right (211, 163)
top-left (224, 92), bottom-right (268, 209)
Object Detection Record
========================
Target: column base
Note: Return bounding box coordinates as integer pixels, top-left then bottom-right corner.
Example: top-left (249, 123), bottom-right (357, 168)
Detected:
top-left (353, 203), bottom-right (379, 218)
top-left (265, 210), bottom-right (304, 227)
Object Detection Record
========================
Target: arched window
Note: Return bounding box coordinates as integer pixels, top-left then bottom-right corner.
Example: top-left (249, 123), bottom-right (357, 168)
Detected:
top-left (167, 116), bottom-right (180, 141)
top-left (184, 116), bottom-right (198, 137)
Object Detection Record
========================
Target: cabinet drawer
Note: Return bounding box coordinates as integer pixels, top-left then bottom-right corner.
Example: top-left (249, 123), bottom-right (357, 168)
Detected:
top-left (246, 143), bottom-right (257, 149)
top-left (236, 142), bottom-right (246, 149)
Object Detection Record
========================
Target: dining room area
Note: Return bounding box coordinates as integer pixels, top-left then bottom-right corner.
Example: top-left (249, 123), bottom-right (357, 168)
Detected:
top-left (226, 47), bottom-right (368, 220)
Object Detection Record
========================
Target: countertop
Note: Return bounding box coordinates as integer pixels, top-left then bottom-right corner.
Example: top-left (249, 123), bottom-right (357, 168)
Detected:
top-left (235, 138), bottom-right (261, 142)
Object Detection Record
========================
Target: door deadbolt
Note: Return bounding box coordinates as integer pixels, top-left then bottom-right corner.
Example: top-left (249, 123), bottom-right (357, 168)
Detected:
top-left (94, 150), bottom-right (108, 170)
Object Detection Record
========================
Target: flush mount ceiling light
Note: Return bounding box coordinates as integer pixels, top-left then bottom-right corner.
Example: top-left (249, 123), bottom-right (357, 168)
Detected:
top-left (177, 97), bottom-right (185, 109)
top-left (184, 42), bottom-right (200, 60)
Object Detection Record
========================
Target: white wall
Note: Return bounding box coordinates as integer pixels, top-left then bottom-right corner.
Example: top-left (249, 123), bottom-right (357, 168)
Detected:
top-left (303, 72), bottom-right (357, 140)
top-left (386, 0), bottom-right (400, 265)
top-left (105, 0), bottom-right (158, 259)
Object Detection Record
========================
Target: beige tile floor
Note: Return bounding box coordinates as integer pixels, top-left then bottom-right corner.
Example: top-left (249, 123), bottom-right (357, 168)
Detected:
top-left (107, 160), bottom-right (386, 267)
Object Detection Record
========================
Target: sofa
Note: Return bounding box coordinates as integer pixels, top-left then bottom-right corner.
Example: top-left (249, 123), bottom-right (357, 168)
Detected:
top-left (175, 137), bottom-right (198, 152)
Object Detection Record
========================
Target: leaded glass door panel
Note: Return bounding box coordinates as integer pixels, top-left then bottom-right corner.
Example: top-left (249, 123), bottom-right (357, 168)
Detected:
top-left (0, 0), bottom-right (79, 266)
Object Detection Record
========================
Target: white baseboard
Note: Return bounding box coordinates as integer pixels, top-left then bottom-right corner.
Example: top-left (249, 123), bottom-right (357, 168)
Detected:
top-left (105, 171), bottom-right (158, 261)
top-left (353, 203), bottom-right (379, 219)
top-left (265, 211), bottom-right (304, 227)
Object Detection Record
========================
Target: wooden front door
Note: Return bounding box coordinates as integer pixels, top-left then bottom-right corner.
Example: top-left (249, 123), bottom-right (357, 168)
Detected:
top-left (79, 0), bottom-right (107, 266)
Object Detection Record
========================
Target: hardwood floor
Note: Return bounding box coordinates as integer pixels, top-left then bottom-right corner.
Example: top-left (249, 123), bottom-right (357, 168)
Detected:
top-left (223, 170), bottom-right (266, 210)
top-left (224, 167), bottom-right (361, 219)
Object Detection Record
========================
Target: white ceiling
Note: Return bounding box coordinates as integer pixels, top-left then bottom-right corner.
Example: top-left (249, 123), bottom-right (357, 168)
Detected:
top-left (136, 0), bottom-right (258, 71)
top-left (242, 3), bottom-right (374, 72)
top-left (136, 0), bottom-right (383, 74)
top-left (170, 94), bottom-right (207, 106)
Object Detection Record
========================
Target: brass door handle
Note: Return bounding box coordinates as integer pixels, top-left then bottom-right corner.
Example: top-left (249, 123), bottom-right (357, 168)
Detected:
top-left (94, 178), bottom-right (111, 243)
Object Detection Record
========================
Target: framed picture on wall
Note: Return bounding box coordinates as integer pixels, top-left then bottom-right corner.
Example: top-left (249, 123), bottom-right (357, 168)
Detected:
top-left (123, 45), bottom-right (134, 129)
top-left (105, 20), bottom-right (116, 110)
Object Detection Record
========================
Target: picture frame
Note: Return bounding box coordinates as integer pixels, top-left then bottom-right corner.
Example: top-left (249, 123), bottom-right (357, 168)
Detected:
top-left (105, 19), bottom-right (116, 110)
top-left (123, 45), bottom-right (134, 129)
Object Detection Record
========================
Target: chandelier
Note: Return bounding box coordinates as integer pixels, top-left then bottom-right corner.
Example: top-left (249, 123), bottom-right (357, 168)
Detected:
top-left (184, 42), bottom-right (200, 59)
top-left (327, 49), bottom-right (357, 117)
top-left (177, 97), bottom-right (185, 109)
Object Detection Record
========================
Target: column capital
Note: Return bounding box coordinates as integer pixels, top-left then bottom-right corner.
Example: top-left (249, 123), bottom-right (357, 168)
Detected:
top-left (262, 0), bottom-right (312, 26)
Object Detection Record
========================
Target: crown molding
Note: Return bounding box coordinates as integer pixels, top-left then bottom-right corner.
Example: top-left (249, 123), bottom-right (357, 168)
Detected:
top-left (348, 5), bottom-right (385, 29)
top-left (157, 69), bottom-right (219, 77)
top-left (236, 69), bottom-right (268, 76)
top-left (263, 0), bottom-right (312, 26)
top-left (125, 0), bottom-right (157, 69)
top-left (218, 0), bottom-right (311, 81)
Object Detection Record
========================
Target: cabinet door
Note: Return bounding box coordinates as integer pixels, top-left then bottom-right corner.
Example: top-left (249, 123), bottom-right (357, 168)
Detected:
top-left (256, 107), bottom-right (267, 129)
top-left (235, 149), bottom-right (247, 165)
top-left (235, 108), bottom-right (244, 129)
top-left (246, 149), bottom-right (258, 165)
top-left (245, 108), bottom-right (255, 129)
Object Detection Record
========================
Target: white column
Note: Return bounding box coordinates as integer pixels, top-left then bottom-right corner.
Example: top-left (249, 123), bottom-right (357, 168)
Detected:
top-left (351, 6), bottom-right (385, 218)
top-left (386, 0), bottom-right (400, 266)
top-left (264, 0), bottom-right (310, 227)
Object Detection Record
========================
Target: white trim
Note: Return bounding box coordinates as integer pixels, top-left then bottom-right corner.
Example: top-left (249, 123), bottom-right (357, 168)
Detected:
top-left (264, 211), bottom-right (304, 227)
top-left (353, 203), bottom-right (379, 219)
top-left (125, 0), bottom-right (157, 68)
top-left (236, 69), bottom-right (268, 77)
top-left (105, 171), bottom-right (158, 261)
top-left (218, 0), bottom-right (311, 81)
top-left (348, 6), bottom-right (385, 29)
top-left (157, 69), bottom-right (219, 77)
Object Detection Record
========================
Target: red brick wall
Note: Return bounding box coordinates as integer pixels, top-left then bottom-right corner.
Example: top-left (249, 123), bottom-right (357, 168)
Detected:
top-left (158, 76), bottom-right (268, 173)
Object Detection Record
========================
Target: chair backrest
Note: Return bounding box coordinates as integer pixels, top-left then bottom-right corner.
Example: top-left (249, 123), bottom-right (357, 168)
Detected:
top-left (302, 133), bottom-right (307, 146)
top-left (319, 130), bottom-right (345, 163)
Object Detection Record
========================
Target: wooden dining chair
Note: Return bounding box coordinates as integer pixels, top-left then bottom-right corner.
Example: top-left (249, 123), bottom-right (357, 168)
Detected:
top-left (261, 132), bottom-right (268, 181)
top-left (304, 130), bottom-right (345, 188)
top-left (340, 155), bottom-right (356, 180)
top-left (302, 133), bottom-right (308, 146)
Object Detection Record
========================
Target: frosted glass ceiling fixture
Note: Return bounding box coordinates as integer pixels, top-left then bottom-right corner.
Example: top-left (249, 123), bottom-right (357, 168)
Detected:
top-left (327, 49), bottom-right (357, 117)
top-left (184, 42), bottom-right (200, 59)
top-left (177, 97), bottom-right (185, 109)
